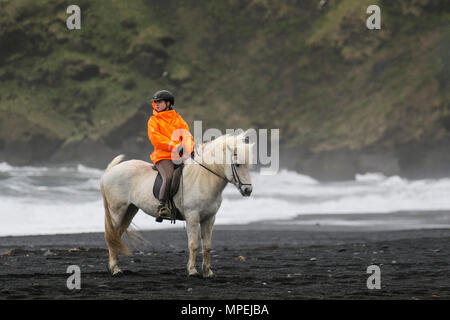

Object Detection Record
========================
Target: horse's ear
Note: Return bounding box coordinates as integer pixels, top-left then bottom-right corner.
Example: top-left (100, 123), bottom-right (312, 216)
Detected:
top-left (236, 130), bottom-right (250, 143)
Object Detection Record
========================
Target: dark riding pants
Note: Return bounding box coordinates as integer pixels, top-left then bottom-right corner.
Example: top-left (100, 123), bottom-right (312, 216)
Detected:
top-left (155, 159), bottom-right (174, 204)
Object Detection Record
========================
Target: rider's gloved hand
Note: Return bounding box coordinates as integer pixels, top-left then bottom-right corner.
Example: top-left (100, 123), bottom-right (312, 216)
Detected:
top-left (190, 143), bottom-right (197, 159)
top-left (176, 144), bottom-right (184, 157)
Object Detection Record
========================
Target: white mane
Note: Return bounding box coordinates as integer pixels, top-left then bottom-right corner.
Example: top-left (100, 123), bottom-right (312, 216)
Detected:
top-left (200, 131), bottom-right (254, 166)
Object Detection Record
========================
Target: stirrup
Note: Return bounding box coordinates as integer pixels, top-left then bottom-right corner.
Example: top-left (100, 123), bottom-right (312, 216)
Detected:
top-left (155, 205), bottom-right (171, 223)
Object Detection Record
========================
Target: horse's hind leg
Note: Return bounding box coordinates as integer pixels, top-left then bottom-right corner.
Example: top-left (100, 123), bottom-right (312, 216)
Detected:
top-left (106, 210), bottom-right (125, 276)
top-left (106, 220), bottom-right (121, 275)
top-left (121, 203), bottom-right (139, 233)
top-left (108, 247), bottom-right (121, 276)
top-left (106, 204), bottom-right (138, 276)
top-left (200, 215), bottom-right (216, 278)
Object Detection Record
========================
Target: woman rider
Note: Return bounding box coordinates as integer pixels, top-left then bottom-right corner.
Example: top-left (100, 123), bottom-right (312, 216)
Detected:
top-left (148, 90), bottom-right (194, 222)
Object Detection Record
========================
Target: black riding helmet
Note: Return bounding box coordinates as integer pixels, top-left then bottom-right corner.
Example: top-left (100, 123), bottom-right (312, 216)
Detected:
top-left (151, 90), bottom-right (175, 106)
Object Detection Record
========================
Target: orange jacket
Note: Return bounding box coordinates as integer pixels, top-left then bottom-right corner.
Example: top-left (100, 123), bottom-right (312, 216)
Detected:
top-left (148, 109), bottom-right (194, 164)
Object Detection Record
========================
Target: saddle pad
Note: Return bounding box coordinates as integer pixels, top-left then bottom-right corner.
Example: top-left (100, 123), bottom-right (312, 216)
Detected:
top-left (152, 163), bottom-right (184, 199)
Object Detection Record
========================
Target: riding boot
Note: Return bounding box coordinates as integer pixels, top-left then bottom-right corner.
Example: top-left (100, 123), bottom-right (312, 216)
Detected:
top-left (155, 202), bottom-right (171, 223)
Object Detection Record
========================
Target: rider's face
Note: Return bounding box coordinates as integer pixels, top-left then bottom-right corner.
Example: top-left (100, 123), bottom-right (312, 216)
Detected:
top-left (153, 100), bottom-right (169, 112)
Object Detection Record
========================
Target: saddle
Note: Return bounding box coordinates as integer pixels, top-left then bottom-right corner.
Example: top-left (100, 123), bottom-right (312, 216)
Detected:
top-left (152, 163), bottom-right (185, 222)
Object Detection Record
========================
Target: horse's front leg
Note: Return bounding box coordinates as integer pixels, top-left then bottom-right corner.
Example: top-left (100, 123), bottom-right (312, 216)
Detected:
top-left (185, 216), bottom-right (200, 277)
top-left (200, 215), bottom-right (216, 278)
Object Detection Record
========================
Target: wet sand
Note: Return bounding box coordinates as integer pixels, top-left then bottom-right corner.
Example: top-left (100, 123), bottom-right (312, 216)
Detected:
top-left (0, 225), bottom-right (449, 300)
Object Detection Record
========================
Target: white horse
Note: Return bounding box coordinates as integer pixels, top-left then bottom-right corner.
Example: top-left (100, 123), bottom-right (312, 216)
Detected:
top-left (100, 131), bottom-right (254, 277)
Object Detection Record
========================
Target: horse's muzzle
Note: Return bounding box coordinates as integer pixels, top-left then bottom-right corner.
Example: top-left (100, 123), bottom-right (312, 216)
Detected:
top-left (241, 185), bottom-right (253, 197)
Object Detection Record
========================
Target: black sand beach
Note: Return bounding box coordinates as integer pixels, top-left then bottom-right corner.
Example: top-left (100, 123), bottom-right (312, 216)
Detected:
top-left (0, 223), bottom-right (449, 300)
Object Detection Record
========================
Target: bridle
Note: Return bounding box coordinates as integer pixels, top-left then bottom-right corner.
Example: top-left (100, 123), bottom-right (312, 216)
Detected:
top-left (190, 146), bottom-right (252, 194)
top-left (230, 160), bottom-right (252, 193)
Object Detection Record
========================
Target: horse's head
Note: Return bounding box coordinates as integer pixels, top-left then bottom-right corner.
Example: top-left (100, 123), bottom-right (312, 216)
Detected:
top-left (199, 130), bottom-right (254, 196)
top-left (222, 131), bottom-right (254, 197)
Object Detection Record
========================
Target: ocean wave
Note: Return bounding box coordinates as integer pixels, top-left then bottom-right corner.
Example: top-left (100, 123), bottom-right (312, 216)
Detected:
top-left (355, 172), bottom-right (387, 182)
top-left (1, 165), bottom-right (450, 235)
top-left (0, 162), bottom-right (103, 177)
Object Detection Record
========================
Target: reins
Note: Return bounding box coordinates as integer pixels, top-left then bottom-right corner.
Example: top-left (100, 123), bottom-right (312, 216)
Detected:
top-left (191, 157), bottom-right (231, 184)
top-left (190, 148), bottom-right (252, 191)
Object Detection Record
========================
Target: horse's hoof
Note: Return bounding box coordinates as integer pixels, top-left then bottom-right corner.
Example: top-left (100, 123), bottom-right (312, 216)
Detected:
top-left (203, 271), bottom-right (215, 279)
top-left (112, 270), bottom-right (123, 277)
top-left (108, 265), bottom-right (123, 277)
top-left (187, 271), bottom-right (201, 278)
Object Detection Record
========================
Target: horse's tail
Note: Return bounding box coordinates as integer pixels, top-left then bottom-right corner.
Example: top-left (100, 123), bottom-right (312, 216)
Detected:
top-left (102, 154), bottom-right (130, 255)
top-left (106, 154), bottom-right (125, 171)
